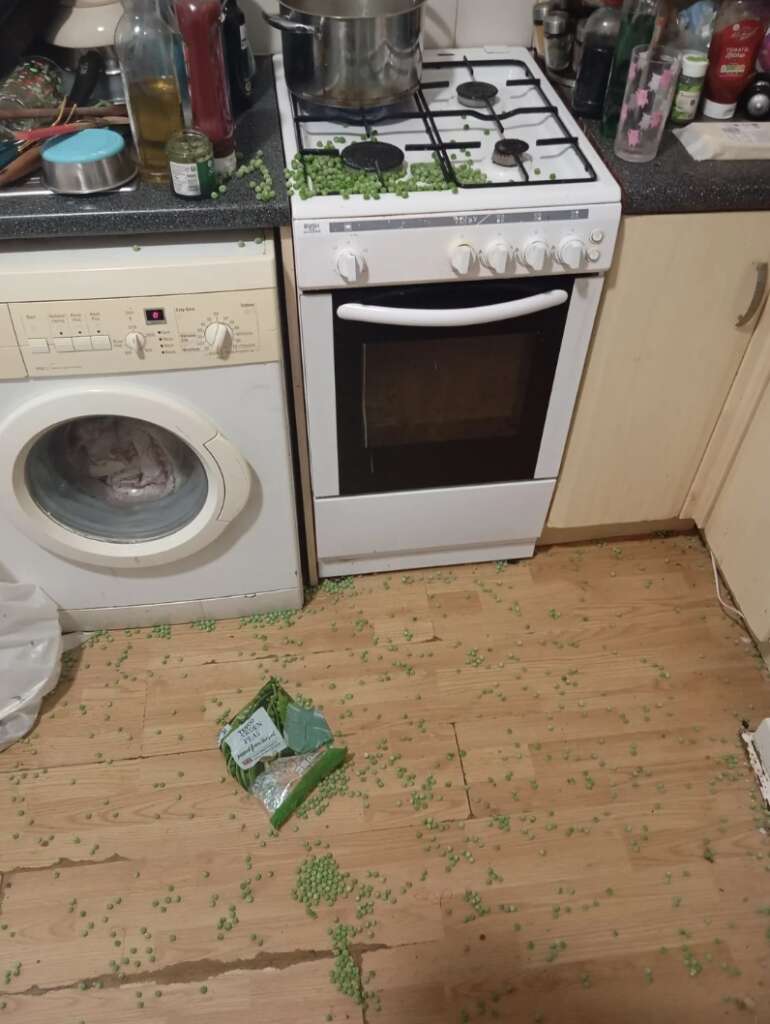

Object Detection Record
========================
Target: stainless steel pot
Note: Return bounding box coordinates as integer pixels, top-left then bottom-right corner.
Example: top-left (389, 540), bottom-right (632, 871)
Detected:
top-left (264, 0), bottom-right (427, 109)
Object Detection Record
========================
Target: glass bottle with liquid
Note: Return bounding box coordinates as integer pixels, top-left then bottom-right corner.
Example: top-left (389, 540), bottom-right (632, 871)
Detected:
top-left (114, 0), bottom-right (185, 183)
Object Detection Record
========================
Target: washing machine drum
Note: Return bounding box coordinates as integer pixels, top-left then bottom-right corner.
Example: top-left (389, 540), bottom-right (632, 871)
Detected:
top-left (0, 387), bottom-right (251, 568)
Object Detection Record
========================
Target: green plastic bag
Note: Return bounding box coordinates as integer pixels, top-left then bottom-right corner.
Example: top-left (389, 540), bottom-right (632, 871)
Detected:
top-left (217, 678), bottom-right (346, 829)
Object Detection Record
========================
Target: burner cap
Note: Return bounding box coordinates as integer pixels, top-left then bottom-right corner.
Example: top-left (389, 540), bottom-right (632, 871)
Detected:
top-left (341, 140), bottom-right (404, 173)
top-left (493, 138), bottom-right (530, 167)
top-left (457, 81), bottom-right (499, 108)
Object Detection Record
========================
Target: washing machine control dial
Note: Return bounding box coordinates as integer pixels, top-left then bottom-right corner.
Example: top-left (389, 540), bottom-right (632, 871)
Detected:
top-left (203, 322), bottom-right (233, 357)
top-left (124, 331), bottom-right (146, 354)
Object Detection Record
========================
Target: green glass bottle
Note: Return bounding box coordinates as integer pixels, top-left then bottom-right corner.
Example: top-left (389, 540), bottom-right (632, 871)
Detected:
top-left (601, 0), bottom-right (660, 138)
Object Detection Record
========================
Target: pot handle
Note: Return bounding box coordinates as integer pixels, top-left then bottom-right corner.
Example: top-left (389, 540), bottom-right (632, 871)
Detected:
top-left (262, 12), bottom-right (316, 34)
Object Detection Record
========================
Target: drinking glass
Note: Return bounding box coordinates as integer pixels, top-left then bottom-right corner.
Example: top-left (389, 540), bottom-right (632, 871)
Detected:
top-left (614, 45), bottom-right (681, 163)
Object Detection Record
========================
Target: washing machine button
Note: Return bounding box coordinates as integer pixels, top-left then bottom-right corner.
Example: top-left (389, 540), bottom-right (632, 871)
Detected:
top-left (54, 337), bottom-right (74, 352)
top-left (73, 336), bottom-right (93, 351)
top-left (28, 338), bottom-right (49, 353)
top-left (91, 335), bottom-right (112, 350)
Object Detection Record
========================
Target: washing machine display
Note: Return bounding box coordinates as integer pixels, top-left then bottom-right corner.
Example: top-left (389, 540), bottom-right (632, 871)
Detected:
top-left (25, 415), bottom-right (209, 543)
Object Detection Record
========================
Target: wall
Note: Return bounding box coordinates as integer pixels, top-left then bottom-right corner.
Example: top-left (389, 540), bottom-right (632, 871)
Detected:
top-left (241, 0), bottom-right (533, 55)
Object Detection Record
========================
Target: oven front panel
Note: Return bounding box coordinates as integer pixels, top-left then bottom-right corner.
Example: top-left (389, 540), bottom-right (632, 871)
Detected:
top-left (299, 275), bottom-right (604, 501)
top-left (332, 278), bottom-right (570, 496)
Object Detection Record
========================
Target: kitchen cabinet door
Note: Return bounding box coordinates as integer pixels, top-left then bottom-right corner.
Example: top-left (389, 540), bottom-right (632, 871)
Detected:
top-left (705, 371), bottom-right (770, 642)
top-left (683, 290), bottom-right (770, 526)
top-left (547, 212), bottom-right (770, 529)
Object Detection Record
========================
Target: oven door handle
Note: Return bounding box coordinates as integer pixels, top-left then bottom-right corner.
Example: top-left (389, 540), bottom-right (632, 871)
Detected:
top-left (336, 289), bottom-right (570, 329)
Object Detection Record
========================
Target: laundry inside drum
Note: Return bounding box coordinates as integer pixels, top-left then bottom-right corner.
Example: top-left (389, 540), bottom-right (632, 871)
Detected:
top-left (24, 415), bottom-right (209, 543)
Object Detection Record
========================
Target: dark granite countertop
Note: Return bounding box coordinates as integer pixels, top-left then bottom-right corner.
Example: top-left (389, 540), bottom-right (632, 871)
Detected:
top-left (582, 117), bottom-right (770, 217)
top-left (0, 57), bottom-right (290, 241)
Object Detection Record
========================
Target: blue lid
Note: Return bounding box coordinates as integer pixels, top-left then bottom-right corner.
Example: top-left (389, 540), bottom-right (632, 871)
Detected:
top-left (42, 128), bottom-right (126, 164)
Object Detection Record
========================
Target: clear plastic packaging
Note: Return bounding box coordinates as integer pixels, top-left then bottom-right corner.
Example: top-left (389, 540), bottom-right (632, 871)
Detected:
top-left (0, 583), bottom-right (61, 753)
top-left (252, 749), bottom-right (328, 814)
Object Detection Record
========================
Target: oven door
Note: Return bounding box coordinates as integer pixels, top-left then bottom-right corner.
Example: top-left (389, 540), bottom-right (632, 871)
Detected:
top-left (300, 274), bottom-right (604, 499)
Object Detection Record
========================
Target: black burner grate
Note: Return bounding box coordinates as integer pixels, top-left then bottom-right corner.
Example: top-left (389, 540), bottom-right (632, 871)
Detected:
top-left (288, 56), bottom-right (598, 196)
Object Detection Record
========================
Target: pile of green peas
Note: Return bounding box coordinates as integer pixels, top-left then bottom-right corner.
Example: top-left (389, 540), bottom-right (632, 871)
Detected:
top-left (292, 853), bottom-right (355, 915)
top-left (285, 145), bottom-right (488, 201)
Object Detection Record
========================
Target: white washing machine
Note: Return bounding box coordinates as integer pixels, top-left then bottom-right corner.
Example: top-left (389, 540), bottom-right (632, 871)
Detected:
top-left (0, 232), bottom-right (302, 629)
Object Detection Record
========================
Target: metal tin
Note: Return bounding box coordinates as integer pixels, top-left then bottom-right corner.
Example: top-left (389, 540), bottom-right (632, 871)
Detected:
top-left (544, 11), bottom-right (572, 73)
top-left (41, 127), bottom-right (136, 195)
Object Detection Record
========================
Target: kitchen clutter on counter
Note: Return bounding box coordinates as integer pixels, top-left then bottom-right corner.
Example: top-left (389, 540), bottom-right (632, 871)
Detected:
top-left (0, 0), bottom-right (268, 200)
top-left (535, 0), bottom-right (770, 163)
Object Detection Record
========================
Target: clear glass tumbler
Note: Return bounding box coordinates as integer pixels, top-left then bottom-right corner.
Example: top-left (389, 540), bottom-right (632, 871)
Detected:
top-left (614, 45), bottom-right (681, 163)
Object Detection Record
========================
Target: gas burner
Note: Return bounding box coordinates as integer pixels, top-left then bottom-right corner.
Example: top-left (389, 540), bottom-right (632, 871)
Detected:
top-left (341, 141), bottom-right (404, 173)
top-left (301, 101), bottom-right (396, 125)
top-left (457, 81), bottom-right (499, 108)
top-left (492, 138), bottom-right (530, 167)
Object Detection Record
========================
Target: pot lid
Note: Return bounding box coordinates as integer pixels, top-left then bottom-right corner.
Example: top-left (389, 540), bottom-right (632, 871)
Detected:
top-left (279, 0), bottom-right (427, 17)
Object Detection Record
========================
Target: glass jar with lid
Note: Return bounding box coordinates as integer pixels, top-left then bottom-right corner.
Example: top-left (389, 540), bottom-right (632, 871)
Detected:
top-left (166, 128), bottom-right (217, 198)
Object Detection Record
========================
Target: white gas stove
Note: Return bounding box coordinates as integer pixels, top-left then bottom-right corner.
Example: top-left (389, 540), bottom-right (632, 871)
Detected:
top-left (275, 46), bottom-right (621, 289)
top-left (275, 46), bottom-right (622, 577)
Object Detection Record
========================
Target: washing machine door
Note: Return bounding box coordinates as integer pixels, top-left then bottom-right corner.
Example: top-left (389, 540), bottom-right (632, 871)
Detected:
top-left (0, 385), bottom-right (251, 568)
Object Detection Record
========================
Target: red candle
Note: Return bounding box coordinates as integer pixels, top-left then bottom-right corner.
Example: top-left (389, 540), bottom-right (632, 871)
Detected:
top-left (175, 0), bottom-right (236, 175)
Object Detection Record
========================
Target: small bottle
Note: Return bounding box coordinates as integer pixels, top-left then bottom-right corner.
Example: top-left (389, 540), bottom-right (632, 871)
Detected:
top-left (573, 3), bottom-right (622, 118)
top-left (544, 10), bottom-right (573, 72)
top-left (669, 51), bottom-right (709, 124)
top-left (703, 0), bottom-right (769, 119)
top-left (175, 0), bottom-right (237, 177)
top-left (167, 128), bottom-right (217, 198)
top-left (114, 0), bottom-right (185, 183)
top-left (741, 73), bottom-right (770, 118)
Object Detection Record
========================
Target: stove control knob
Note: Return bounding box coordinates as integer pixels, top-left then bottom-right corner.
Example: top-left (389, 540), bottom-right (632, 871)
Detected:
top-left (482, 241), bottom-right (511, 275)
top-left (336, 249), bottom-right (366, 284)
top-left (521, 239), bottom-right (549, 272)
top-left (203, 322), bottom-right (233, 356)
top-left (558, 236), bottom-right (586, 270)
top-left (450, 243), bottom-right (476, 276)
top-left (124, 331), bottom-right (146, 355)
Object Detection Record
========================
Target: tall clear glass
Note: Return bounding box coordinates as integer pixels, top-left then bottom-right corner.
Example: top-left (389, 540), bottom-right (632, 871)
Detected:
top-left (614, 45), bottom-right (681, 162)
top-left (114, 0), bottom-right (185, 183)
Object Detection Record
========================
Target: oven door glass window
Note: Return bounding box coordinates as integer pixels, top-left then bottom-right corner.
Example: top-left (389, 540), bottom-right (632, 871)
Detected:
top-left (25, 415), bottom-right (209, 542)
top-left (333, 276), bottom-right (573, 496)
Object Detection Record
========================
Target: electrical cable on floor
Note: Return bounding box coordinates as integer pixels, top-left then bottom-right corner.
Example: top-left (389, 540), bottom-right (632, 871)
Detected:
top-left (710, 548), bottom-right (745, 622)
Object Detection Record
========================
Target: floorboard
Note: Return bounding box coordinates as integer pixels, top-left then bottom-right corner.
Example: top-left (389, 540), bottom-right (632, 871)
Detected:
top-left (1, 535), bottom-right (769, 1023)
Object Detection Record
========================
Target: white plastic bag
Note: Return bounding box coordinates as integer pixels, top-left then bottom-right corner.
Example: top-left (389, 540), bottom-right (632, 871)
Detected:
top-left (0, 583), bottom-right (62, 753)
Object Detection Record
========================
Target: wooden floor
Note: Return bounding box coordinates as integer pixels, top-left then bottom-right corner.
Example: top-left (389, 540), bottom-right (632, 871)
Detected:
top-left (2, 534), bottom-right (769, 1023)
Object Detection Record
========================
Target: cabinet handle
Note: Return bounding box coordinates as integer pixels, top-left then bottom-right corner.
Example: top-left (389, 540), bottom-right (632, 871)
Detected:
top-left (736, 261), bottom-right (769, 328)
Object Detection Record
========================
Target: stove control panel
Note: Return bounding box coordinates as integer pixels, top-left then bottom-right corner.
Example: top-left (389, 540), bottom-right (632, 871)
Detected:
top-left (7, 290), bottom-right (281, 378)
top-left (296, 205), bottom-right (621, 290)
